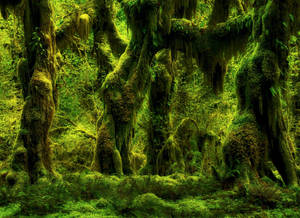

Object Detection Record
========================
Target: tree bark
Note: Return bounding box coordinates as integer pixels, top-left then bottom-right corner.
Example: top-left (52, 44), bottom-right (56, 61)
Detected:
top-left (11, 0), bottom-right (58, 184)
top-left (92, 0), bottom-right (161, 175)
top-left (225, 0), bottom-right (299, 186)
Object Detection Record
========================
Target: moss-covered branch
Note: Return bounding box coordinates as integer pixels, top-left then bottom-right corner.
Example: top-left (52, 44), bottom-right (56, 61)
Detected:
top-left (170, 14), bottom-right (252, 58)
top-left (55, 2), bottom-right (95, 50)
top-left (169, 14), bottom-right (252, 93)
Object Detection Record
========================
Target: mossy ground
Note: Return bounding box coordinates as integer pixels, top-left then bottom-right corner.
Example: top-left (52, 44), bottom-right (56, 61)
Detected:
top-left (0, 172), bottom-right (299, 217)
top-left (0, 0), bottom-right (299, 217)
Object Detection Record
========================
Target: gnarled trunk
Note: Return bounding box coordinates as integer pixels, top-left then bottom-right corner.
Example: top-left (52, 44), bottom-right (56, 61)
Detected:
top-left (224, 0), bottom-right (299, 186)
top-left (11, 0), bottom-right (58, 184)
top-left (92, 0), bottom-right (160, 175)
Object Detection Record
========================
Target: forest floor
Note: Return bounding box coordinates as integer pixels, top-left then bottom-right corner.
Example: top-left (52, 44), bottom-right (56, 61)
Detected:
top-left (0, 171), bottom-right (299, 217)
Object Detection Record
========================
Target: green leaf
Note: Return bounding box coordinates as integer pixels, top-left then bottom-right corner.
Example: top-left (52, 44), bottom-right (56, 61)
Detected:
top-left (289, 14), bottom-right (294, 22)
top-left (270, 86), bottom-right (277, 96)
top-left (282, 22), bottom-right (288, 28)
top-left (275, 39), bottom-right (288, 50)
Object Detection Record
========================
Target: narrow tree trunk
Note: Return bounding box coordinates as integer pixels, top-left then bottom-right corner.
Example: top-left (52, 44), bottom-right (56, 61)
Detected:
top-left (142, 49), bottom-right (173, 174)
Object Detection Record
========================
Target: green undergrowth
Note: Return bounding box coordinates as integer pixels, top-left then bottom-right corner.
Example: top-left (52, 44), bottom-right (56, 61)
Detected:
top-left (0, 172), bottom-right (299, 217)
top-left (0, 16), bottom-right (23, 166)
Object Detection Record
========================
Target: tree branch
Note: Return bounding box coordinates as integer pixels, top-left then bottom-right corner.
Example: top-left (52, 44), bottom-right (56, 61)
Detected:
top-left (169, 14), bottom-right (253, 58)
top-left (52, 115), bottom-right (96, 140)
top-left (55, 0), bottom-right (127, 55)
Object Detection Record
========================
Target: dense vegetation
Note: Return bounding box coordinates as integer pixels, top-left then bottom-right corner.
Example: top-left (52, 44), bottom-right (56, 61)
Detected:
top-left (0, 0), bottom-right (299, 217)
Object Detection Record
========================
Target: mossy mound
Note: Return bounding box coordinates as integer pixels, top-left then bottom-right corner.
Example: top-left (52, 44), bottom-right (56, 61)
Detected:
top-left (223, 112), bottom-right (267, 184)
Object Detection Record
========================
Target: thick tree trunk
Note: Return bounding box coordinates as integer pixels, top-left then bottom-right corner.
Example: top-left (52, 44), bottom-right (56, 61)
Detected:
top-left (225, 0), bottom-right (299, 186)
top-left (11, 0), bottom-right (58, 184)
top-left (93, 37), bottom-right (153, 174)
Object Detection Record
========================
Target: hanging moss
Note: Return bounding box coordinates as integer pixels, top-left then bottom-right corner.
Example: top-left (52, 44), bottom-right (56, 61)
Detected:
top-left (77, 14), bottom-right (91, 40)
top-left (0, 0), bottom-right (22, 19)
top-left (169, 14), bottom-right (252, 94)
top-left (157, 118), bottom-right (202, 176)
top-left (56, 3), bottom-right (96, 50)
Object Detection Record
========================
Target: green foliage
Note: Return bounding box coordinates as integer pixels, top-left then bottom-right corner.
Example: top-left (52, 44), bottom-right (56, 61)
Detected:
top-left (246, 184), bottom-right (282, 208)
top-left (30, 28), bottom-right (46, 56)
top-left (0, 203), bottom-right (21, 217)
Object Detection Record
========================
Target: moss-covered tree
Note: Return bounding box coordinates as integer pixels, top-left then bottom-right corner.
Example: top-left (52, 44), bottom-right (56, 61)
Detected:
top-left (92, 0), bottom-right (253, 176)
top-left (55, 0), bottom-right (127, 84)
top-left (223, 0), bottom-right (300, 186)
top-left (92, 0), bottom-right (162, 175)
top-left (3, 0), bottom-right (59, 184)
top-left (93, 0), bottom-right (127, 84)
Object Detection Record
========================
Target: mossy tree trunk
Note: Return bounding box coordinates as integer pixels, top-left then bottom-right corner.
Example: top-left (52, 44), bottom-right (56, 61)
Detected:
top-left (226, 0), bottom-right (299, 186)
top-left (141, 0), bottom-right (198, 175)
top-left (12, 0), bottom-right (58, 184)
top-left (92, 0), bottom-right (159, 175)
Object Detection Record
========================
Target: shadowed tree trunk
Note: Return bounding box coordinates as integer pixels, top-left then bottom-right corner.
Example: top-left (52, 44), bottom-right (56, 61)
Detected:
top-left (10, 0), bottom-right (58, 184)
top-left (142, 49), bottom-right (174, 174)
top-left (92, 0), bottom-right (160, 175)
top-left (142, 0), bottom-right (199, 175)
top-left (224, 0), bottom-right (299, 186)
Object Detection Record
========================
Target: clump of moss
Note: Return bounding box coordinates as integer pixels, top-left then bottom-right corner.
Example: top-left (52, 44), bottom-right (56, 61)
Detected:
top-left (223, 112), bottom-right (267, 185)
top-left (131, 193), bottom-right (174, 217)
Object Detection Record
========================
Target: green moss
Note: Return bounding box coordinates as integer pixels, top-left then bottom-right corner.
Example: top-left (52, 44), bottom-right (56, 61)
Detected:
top-left (131, 193), bottom-right (174, 217)
top-left (223, 112), bottom-right (267, 184)
top-left (0, 203), bottom-right (21, 217)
